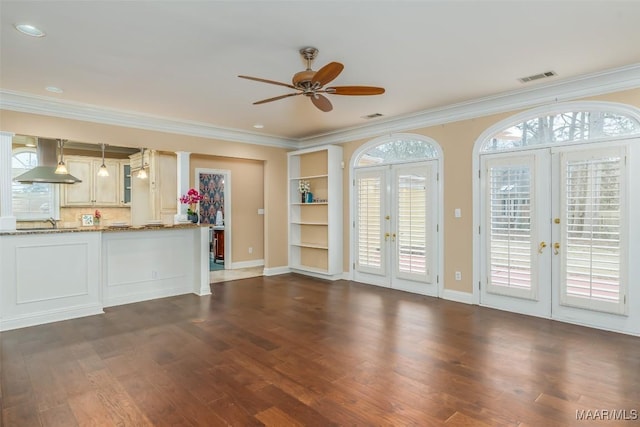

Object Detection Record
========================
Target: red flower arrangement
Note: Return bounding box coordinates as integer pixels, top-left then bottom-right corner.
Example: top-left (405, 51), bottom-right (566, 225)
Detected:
top-left (180, 188), bottom-right (203, 215)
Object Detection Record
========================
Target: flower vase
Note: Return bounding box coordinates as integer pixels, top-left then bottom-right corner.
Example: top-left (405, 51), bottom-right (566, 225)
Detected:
top-left (301, 192), bottom-right (306, 203)
top-left (188, 213), bottom-right (199, 223)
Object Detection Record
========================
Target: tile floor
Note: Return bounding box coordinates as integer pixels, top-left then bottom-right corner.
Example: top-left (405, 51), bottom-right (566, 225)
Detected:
top-left (209, 266), bottom-right (264, 283)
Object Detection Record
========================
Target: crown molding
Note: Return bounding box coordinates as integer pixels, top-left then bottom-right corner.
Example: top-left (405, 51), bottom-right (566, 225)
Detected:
top-left (1, 63), bottom-right (639, 150)
top-left (0, 90), bottom-right (298, 149)
top-left (299, 63), bottom-right (640, 147)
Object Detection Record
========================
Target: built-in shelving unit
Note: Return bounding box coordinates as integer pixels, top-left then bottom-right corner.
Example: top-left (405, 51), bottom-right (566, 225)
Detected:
top-left (288, 145), bottom-right (343, 280)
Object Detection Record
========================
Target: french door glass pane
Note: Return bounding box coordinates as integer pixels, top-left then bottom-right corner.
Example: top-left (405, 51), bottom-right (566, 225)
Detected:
top-left (564, 155), bottom-right (622, 305)
top-left (397, 173), bottom-right (428, 276)
top-left (488, 164), bottom-right (533, 293)
top-left (357, 175), bottom-right (382, 270)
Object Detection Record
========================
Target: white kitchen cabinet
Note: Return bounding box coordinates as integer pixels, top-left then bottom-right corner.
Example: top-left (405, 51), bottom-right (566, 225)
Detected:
top-left (120, 163), bottom-right (131, 205)
top-left (130, 150), bottom-right (177, 225)
top-left (62, 156), bottom-right (121, 206)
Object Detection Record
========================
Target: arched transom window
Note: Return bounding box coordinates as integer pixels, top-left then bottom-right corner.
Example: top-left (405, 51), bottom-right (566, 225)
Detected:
top-left (480, 109), bottom-right (640, 153)
top-left (355, 136), bottom-right (439, 167)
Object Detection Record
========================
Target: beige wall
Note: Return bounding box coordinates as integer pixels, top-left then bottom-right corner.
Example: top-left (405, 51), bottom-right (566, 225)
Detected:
top-left (342, 88), bottom-right (640, 293)
top-left (0, 110), bottom-right (290, 269)
top-left (190, 154), bottom-right (265, 263)
top-left (3, 88), bottom-right (639, 285)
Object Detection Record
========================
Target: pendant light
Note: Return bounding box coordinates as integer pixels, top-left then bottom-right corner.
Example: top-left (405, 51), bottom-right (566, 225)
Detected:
top-left (54, 139), bottom-right (68, 174)
top-left (97, 143), bottom-right (109, 177)
top-left (136, 147), bottom-right (147, 179)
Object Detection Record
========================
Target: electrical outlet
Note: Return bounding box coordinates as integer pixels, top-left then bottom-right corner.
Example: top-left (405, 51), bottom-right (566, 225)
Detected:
top-left (152, 270), bottom-right (158, 279)
top-left (248, 247), bottom-right (253, 254)
top-left (455, 271), bottom-right (462, 281)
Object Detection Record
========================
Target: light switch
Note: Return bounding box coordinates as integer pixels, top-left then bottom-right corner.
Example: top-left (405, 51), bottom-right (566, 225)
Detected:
top-left (257, 208), bottom-right (264, 215)
top-left (454, 208), bottom-right (461, 218)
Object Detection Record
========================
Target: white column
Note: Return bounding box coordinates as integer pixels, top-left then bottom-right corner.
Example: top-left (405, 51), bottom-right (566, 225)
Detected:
top-left (0, 131), bottom-right (16, 231)
top-left (174, 151), bottom-right (191, 223)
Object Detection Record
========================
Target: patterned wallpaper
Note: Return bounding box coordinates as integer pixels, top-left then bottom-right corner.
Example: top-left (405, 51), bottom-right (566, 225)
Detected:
top-left (198, 173), bottom-right (224, 225)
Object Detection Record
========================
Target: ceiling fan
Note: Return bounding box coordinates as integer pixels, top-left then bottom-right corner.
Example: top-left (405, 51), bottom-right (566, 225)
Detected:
top-left (238, 47), bottom-right (385, 112)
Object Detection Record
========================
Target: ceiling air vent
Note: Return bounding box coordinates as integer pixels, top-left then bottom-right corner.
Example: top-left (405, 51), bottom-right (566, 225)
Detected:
top-left (519, 71), bottom-right (557, 83)
top-left (361, 113), bottom-right (384, 120)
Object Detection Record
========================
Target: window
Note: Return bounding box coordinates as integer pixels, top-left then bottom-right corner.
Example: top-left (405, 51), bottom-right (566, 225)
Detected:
top-left (355, 136), bottom-right (438, 167)
top-left (12, 148), bottom-right (58, 220)
top-left (481, 109), bottom-right (640, 153)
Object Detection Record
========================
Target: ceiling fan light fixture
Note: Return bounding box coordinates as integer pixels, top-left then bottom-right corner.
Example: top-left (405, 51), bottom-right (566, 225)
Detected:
top-left (292, 69), bottom-right (315, 88)
top-left (239, 46), bottom-right (385, 112)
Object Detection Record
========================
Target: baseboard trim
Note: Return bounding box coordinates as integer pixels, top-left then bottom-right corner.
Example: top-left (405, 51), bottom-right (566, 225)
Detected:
top-left (442, 289), bottom-right (474, 305)
top-left (104, 286), bottom-right (192, 308)
top-left (230, 259), bottom-right (264, 269)
top-left (263, 266), bottom-right (290, 276)
top-left (0, 303), bottom-right (104, 332)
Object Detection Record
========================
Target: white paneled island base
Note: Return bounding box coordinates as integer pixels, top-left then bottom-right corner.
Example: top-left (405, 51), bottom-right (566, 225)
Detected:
top-left (0, 225), bottom-right (210, 331)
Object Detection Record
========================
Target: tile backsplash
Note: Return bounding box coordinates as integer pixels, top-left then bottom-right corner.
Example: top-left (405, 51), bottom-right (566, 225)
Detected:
top-left (17, 207), bottom-right (131, 229)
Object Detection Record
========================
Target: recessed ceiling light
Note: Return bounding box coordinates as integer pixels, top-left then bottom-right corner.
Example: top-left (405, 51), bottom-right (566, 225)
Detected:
top-left (253, 124), bottom-right (264, 129)
top-left (15, 24), bottom-right (46, 38)
top-left (45, 86), bottom-right (63, 94)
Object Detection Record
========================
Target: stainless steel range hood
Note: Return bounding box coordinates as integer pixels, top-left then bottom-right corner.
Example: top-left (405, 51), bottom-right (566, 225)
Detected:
top-left (14, 138), bottom-right (82, 184)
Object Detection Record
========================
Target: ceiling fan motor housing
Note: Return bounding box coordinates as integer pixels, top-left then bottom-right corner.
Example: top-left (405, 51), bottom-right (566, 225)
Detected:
top-left (292, 69), bottom-right (315, 89)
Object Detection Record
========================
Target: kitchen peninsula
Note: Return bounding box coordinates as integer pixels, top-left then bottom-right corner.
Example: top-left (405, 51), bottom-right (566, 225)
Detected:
top-left (0, 224), bottom-right (211, 331)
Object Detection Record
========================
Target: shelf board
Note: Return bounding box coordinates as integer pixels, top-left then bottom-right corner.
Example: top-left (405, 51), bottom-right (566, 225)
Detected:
top-left (290, 174), bottom-right (328, 180)
top-left (289, 265), bottom-right (330, 274)
top-left (291, 221), bottom-right (328, 226)
top-left (291, 242), bottom-right (328, 250)
top-left (290, 202), bottom-right (328, 205)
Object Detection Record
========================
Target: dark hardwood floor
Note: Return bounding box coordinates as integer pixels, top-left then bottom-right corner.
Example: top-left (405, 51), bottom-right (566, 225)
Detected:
top-left (2, 274), bottom-right (639, 426)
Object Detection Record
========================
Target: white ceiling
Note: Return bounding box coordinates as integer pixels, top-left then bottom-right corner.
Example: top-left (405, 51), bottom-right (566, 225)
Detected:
top-left (1, 1), bottom-right (640, 143)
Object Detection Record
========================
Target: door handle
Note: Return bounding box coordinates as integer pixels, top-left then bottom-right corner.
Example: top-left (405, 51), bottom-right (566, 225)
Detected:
top-left (553, 242), bottom-right (560, 255)
top-left (384, 232), bottom-right (390, 241)
top-left (538, 241), bottom-right (547, 254)
top-left (391, 233), bottom-right (396, 242)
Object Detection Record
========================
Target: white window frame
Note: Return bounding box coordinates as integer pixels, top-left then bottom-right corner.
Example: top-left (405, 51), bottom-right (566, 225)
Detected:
top-left (12, 147), bottom-right (60, 221)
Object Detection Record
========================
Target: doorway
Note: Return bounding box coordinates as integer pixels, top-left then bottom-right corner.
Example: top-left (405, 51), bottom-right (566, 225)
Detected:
top-left (474, 103), bottom-right (640, 334)
top-left (351, 135), bottom-right (442, 297)
top-left (196, 168), bottom-right (231, 271)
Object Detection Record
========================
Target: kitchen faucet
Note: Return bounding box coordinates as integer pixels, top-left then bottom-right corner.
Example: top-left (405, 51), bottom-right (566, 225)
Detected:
top-left (46, 217), bottom-right (57, 229)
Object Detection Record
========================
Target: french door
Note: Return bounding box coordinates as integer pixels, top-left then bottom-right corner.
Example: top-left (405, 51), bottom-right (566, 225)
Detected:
top-left (354, 161), bottom-right (439, 296)
top-left (480, 142), bottom-right (629, 324)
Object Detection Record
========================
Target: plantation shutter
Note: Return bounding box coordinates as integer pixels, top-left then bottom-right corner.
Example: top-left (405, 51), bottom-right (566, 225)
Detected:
top-left (394, 163), bottom-right (432, 282)
top-left (356, 169), bottom-right (385, 275)
top-left (560, 147), bottom-right (626, 314)
top-left (486, 156), bottom-right (537, 299)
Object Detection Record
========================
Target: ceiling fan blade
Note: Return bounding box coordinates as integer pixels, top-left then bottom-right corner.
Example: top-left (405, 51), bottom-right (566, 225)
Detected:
top-left (311, 62), bottom-right (344, 87)
top-left (325, 86), bottom-right (385, 96)
top-left (253, 92), bottom-right (301, 105)
top-left (311, 93), bottom-right (333, 112)
top-left (238, 75), bottom-right (298, 90)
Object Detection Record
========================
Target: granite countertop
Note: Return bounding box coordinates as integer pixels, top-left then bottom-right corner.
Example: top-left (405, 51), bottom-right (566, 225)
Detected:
top-left (0, 223), bottom-right (205, 236)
